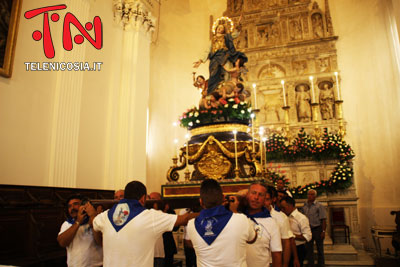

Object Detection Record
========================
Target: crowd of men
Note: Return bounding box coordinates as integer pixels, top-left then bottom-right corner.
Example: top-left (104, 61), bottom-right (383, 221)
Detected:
top-left (57, 178), bottom-right (327, 267)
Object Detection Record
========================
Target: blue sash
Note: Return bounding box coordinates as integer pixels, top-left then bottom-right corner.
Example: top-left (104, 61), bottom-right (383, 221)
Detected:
top-left (245, 207), bottom-right (271, 224)
top-left (107, 199), bottom-right (146, 232)
top-left (194, 205), bottom-right (233, 245)
top-left (274, 205), bottom-right (281, 212)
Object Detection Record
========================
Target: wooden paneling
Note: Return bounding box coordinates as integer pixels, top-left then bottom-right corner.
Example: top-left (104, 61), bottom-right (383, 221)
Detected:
top-left (0, 185), bottom-right (114, 266)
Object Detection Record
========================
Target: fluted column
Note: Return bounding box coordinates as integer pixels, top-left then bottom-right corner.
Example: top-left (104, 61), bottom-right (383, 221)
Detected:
top-left (48, 0), bottom-right (90, 187)
top-left (104, 0), bottom-right (156, 190)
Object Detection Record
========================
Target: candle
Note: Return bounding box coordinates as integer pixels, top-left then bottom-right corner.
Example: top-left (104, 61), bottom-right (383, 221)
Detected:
top-left (250, 113), bottom-right (255, 152)
top-left (174, 138), bottom-right (179, 158)
top-left (185, 133), bottom-right (190, 167)
top-left (281, 80), bottom-right (287, 106)
top-left (259, 127), bottom-right (264, 171)
top-left (233, 130), bottom-right (238, 169)
top-left (334, 72), bottom-right (341, 100)
top-left (262, 137), bottom-right (267, 170)
top-left (173, 121), bottom-right (178, 157)
top-left (309, 76), bottom-right (315, 103)
top-left (252, 83), bottom-right (258, 109)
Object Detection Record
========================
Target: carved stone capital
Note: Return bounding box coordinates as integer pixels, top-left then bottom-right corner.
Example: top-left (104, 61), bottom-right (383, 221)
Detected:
top-left (113, 0), bottom-right (156, 32)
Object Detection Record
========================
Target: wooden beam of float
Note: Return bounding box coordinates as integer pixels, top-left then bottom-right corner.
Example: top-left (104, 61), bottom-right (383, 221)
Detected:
top-left (162, 180), bottom-right (253, 199)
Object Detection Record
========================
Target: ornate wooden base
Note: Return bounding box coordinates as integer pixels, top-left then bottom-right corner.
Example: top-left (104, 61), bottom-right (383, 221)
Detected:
top-left (167, 123), bottom-right (262, 182)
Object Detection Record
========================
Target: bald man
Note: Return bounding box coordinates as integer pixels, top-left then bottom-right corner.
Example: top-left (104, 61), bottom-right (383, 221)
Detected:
top-left (114, 189), bottom-right (124, 200)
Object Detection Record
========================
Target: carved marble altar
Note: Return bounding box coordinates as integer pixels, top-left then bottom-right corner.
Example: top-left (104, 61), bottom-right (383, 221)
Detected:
top-left (225, 0), bottom-right (343, 132)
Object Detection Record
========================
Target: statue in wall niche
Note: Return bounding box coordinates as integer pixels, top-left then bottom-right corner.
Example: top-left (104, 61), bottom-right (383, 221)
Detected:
top-left (295, 83), bottom-right (312, 122)
top-left (269, 23), bottom-right (280, 44)
top-left (312, 13), bottom-right (324, 38)
top-left (193, 16), bottom-right (247, 94)
top-left (257, 26), bottom-right (268, 46)
top-left (318, 81), bottom-right (335, 120)
top-left (289, 20), bottom-right (302, 40)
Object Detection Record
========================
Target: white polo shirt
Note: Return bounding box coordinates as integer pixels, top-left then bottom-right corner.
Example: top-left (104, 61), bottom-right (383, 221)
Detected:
top-left (187, 213), bottom-right (256, 267)
top-left (270, 207), bottom-right (294, 239)
top-left (58, 221), bottom-right (103, 267)
top-left (246, 216), bottom-right (282, 267)
top-left (288, 209), bottom-right (312, 245)
top-left (93, 208), bottom-right (177, 267)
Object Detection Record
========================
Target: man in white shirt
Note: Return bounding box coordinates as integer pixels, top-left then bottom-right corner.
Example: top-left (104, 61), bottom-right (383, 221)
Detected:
top-left (57, 195), bottom-right (103, 267)
top-left (276, 178), bottom-right (293, 197)
top-left (265, 186), bottom-right (295, 267)
top-left (280, 196), bottom-right (312, 267)
top-left (245, 182), bottom-right (282, 267)
top-left (186, 179), bottom-right (257, 267)
top-left (92, 180), bottom-right (197, 267)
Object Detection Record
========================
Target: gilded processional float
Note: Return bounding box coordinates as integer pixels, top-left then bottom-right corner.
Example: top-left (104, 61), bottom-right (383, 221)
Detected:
top-left (162, 0), bottom-right (360, 247)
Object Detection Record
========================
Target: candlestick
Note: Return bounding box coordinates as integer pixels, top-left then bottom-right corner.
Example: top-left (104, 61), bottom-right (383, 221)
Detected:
top-left (309, 76), bottom-right (316, 103)
top-left (174, 138), bottom-right (179, 159)
top-left (281, 80), bottom-right (287, 106)
top-left (233, 129), bottom-right (238, 167)
top-left (250, 113), bottom-right (255, 152)
top-left (252, 83), bottom-right (258, 109)
top-left (334, 72), bottom-right (341, 100)
top-left (262, 137), bottom-right (267, 171)
top-left (259, 127), bottom-right (264, 175)
top-left (335, 100), bottom-right (346, 137)
top-left (185, 133), bottom-right (190, 168)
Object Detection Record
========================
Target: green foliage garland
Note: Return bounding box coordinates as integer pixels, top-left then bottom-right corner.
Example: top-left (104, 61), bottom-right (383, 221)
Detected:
top-left (265, 128), bottom-right (355, 198)
top-left (179, 99), bottom-right (252, 129)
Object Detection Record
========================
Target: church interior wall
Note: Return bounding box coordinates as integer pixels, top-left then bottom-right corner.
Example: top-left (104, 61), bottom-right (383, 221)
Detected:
top-left (0, 0), bottom-right (61, 187)
top-left (329, 0), bottom-right (400, 250)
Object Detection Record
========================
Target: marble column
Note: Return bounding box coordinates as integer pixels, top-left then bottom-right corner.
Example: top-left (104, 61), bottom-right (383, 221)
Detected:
top-left (48, 0), bottom-right (90, 187)
top-left (104, 0), bottom-right (156, 190)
